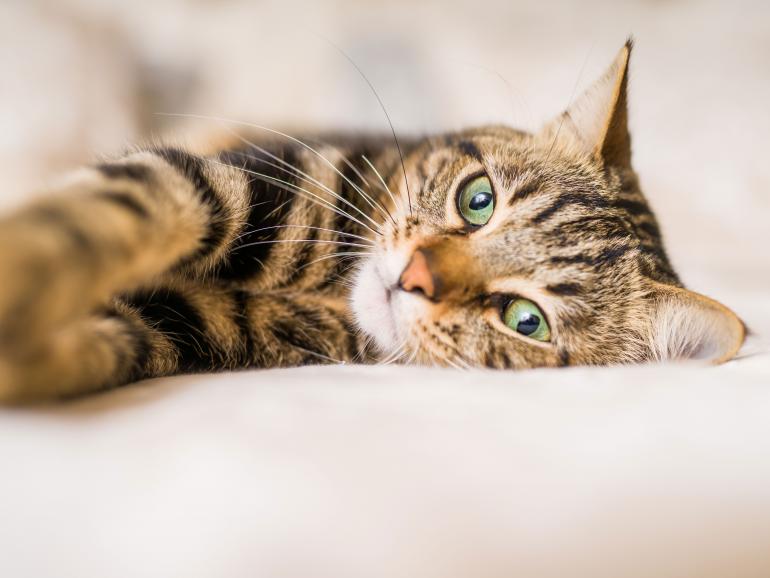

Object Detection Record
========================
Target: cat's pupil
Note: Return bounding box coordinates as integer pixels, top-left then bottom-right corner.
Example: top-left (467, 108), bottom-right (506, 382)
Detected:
top-left (469, 192), bottom-right (492, 211)
top-left (516, 313), bottom-right (541, 336)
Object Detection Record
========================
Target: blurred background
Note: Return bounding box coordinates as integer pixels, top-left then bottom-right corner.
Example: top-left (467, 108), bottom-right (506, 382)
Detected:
top-left (1, 0), bottom-right (768, 316)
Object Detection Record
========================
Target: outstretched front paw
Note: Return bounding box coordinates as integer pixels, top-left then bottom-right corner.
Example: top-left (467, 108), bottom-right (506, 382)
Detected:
top-left (0, 216), bottom-right (78, 347)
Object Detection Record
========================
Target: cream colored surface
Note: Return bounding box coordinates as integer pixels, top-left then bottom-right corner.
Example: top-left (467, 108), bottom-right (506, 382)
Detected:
top-left (0, 0), bottom-right (769, 576)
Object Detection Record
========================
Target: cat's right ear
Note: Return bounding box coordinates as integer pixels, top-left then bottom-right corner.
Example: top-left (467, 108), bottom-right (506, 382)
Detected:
top-left (540, 39), bottom-right (633, 169)
top-left (647, 283), bottom-right (746, 364)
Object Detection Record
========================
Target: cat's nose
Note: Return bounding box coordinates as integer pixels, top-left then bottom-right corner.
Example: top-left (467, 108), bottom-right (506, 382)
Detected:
top-left (398, 249), bottom-right (437, 300)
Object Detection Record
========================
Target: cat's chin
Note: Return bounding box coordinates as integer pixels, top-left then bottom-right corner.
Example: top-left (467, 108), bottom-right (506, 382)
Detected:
top-left (350, 257), bottom-right (400, 352)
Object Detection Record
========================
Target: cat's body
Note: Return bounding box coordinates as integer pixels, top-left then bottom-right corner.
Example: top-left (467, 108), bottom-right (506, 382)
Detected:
top-left (0, 42), bottom-right (745, 402)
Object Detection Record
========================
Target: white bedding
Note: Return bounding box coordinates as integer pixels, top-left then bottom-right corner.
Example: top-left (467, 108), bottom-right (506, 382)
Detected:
top-left (2, 346), bottom-right (770, 577)
top-left (1, 0), bottom-right (769, 576)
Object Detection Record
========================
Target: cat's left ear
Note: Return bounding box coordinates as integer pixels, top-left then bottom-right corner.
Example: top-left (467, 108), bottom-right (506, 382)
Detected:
top-left (648, 283), bottom-right (746, 364)
top-left (541, 39), bottom-right (633, 169)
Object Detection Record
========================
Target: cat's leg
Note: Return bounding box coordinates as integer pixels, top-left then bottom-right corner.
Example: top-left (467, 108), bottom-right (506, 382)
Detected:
top-left (113, 284), bottom-right (366, 378)
top-left (0, 143), bottom-right (368, 402)
top-left (0, 149), bottom-right (252, 346)
top-left (0, 148), bottom-right (258, 401)
top-left (0, 283), bottom-right (366, 403)
top-left (0, 312), bottom-right (170, 403)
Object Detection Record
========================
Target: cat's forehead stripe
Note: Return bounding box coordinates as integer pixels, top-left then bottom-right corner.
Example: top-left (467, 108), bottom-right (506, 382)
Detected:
top-left (507, 181), bottom-right (542, 206)
top-left (456, 140), bottom-right (484, 162)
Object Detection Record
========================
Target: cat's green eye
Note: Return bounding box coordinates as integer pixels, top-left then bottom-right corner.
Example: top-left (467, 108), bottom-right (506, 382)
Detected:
top-left (503, 298), bottom-right (551, 342)
top-left (457, 175), bottom-right (494, 226)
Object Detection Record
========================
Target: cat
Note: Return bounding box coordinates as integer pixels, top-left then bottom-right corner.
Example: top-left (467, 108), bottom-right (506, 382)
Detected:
top-left (0, 40), bottom-right (745, 403)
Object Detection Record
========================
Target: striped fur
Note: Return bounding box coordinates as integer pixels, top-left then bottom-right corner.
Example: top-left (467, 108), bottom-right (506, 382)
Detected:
top-left (0, 42), bottom-right (744, 403)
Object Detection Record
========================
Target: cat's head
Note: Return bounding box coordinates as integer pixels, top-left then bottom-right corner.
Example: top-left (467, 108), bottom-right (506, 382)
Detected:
top-left (351, 41), bottom-right (745, 368)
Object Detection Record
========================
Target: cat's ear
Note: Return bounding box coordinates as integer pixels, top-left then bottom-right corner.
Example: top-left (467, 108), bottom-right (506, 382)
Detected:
top-left (541, 39), bottom-right (633, 168)
top-left (648, 283), bottom-right (746, 364)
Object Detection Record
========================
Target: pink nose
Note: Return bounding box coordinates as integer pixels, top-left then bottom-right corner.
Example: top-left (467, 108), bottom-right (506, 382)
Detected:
top-left (398, 250), bottom-right (436, 299)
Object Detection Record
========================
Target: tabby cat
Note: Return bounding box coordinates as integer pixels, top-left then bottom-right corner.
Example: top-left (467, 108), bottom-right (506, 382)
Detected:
top-left (0, 41), bottom-right (745, 403)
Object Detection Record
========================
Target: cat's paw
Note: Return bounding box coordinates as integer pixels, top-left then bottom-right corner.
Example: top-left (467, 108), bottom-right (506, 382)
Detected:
top-left (0, 215), bottom-right (90, 348)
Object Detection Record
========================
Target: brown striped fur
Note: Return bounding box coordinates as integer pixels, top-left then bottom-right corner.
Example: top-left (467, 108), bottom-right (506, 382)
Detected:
top-left (0, 41), bottom-right (745, 403)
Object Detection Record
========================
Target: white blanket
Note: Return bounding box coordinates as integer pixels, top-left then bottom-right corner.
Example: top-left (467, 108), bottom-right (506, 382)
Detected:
top-left (2, 348), bottom-right (769, 577)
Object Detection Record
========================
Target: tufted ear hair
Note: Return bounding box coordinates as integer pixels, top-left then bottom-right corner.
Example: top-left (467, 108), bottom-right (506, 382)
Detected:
top-left (648, 283), bottom-right (746, 364)
top-left (541, 39), bottom-right (633, 169)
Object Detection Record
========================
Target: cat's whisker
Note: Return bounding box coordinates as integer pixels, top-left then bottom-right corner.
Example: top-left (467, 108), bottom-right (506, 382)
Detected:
top-left (208, 159), bottom-right (383, 238)
top-left (229, 199), bottom-right (295, 244)
top-left (398, 347), bottom-right (414, 366)
top-left (214, 161), bottom-right (347, 221)
top-left (405, 345), bottom-right (420, 366)
top-left (319, 39), bottom-right (414, 217)
top-left (232, 128), bottom-right (392, 228)
top-left (235, 239), bottom-right (373, 250)
top-left (450, 352), bottom-right (471, 370)
top-left (327, 278), bottom-right (356, 290)
top-left (377, 341), bottom-right (399, 364)
top-left (238, 224), bottom-right (375, 245)
top-left (381, 342), bottom-right (407, 365)
top-left (380, 346), bottom-right (401, 365)
top-left (361, 155), bottom-right (403, 218)
top-left (394, 341), bottom-right (417, 366)
top-left (231, 150), bottom-right (376, 221)
top-left (292, 345), bottom-right (345, 365)
top-left (297, 251), bottom-right (370, 274)
top-left (331, 147), bottom-right (373, 189)
top-left (351, 331), bottom-right (377, 364)
top-left (213, 159), bottom-right (382, 235)
top-left (161, 114), bottom-right (392, 230)
top-left (444, 357), bottom-right (462, 370)
top-left (314, 147), bottom-right (397, 227)
top-left (229, 201), bottom-right (297, 244)
top-left (224, 132), bottom-right (394, 229)
top-left (325, 258), bottom-right (363, 278)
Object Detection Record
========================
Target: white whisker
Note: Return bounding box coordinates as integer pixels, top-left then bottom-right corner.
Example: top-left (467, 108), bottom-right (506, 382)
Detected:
top-left (226, 132), bottom-right (393, 229)
top-left (236, 239), bottom-right (373, 250)
top-left (381, 342), bottom-right (407, 365)
top-left (315, 40), bottom-right (414, 216)
top-left (361, 155), bottom-right (403, 217)
top-left (158, 113), bottom-right (392, 228)
top-left (238, 224), bottom-right (375, 245)
top-left (293, 345), bottom-right (345, 365)
top-left (297, 251), bottom-right (370, 272)
top-left (207, 159), bottom-right (383, 238)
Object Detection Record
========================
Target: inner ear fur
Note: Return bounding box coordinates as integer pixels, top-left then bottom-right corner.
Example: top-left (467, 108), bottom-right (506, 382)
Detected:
top-left (648, 283), bottom-right (746, 364)
top-left (542, 39), bottom-right (634, 169)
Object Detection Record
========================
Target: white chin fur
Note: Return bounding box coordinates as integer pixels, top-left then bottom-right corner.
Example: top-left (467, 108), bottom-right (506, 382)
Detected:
top-left (350, 258), bottom-right (400, 352)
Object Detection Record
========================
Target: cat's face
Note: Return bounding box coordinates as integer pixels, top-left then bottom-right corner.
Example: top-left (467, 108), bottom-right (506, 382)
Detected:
top-left (353, 127), bottom-right (642, 368)
top-left (351, 42), bottom-right (745, 368)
